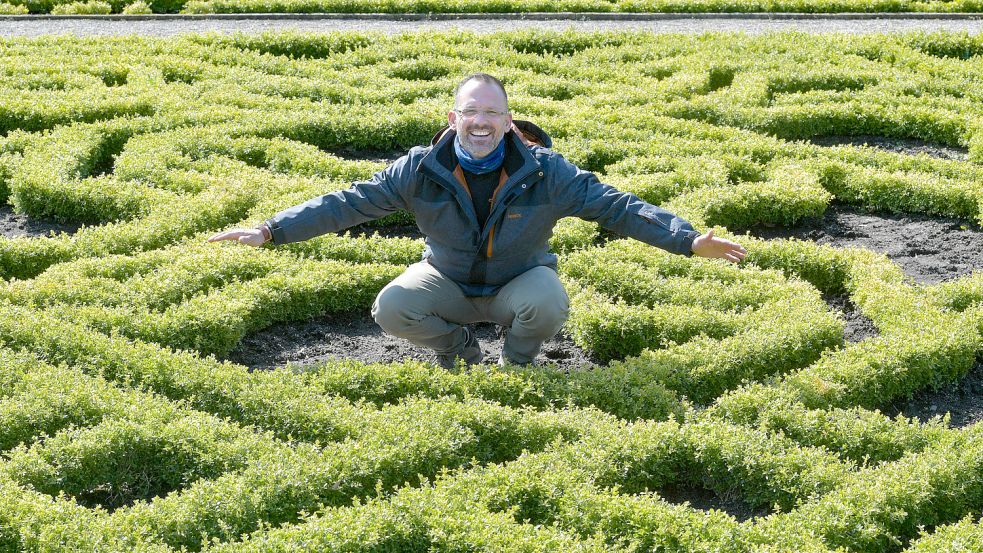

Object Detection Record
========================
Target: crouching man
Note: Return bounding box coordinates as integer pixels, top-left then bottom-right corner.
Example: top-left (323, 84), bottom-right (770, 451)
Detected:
top-left (208, 73), bottom-right (747, 368)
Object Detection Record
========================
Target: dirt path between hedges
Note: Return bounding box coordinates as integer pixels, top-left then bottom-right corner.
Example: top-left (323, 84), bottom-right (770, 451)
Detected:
top-left (0, 205), bottom-right (80, 238)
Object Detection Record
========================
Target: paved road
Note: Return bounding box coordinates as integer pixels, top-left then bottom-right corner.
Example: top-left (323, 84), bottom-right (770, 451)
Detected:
top-left (1, 13), bottom-right (981, 37)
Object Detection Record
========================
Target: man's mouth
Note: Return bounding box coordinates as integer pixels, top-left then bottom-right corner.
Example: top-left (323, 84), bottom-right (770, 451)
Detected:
top-left (470, 130), bottom-right (492, 138)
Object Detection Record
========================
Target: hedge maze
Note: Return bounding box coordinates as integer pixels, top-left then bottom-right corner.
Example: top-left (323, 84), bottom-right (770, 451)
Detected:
top-left (1, 30), bottom-right (983, 551)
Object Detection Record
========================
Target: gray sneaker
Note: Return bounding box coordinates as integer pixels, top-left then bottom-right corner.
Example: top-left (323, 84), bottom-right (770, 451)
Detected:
top-left (434, 327), bottom-right (482, 370)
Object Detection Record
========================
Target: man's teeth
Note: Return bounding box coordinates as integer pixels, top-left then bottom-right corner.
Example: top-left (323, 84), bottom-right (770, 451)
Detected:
top-left (471, 131), bottom-right (491, 137)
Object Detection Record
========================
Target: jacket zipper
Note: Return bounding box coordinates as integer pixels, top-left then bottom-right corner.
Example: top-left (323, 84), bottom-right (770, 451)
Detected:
top-left (638, 211), bottom-right (673, 231)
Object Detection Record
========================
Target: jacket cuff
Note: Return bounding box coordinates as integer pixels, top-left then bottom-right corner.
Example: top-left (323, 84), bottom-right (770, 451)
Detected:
top-left (264, 218), bottom-right (283, 245)
top-left (680, 230), bottom-right (700, 257)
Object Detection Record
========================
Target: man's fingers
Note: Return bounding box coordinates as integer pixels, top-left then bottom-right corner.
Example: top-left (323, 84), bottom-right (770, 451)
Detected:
top-left (723, 253), bottom-right (741, 263)
top-left (207, 229), bottom-right (250, 242)
top-left (716, 237), bottom-right (745, 251)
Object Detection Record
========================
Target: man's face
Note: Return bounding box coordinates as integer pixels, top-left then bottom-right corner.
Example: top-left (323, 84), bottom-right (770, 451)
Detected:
top-left (448, 80), bottom-right (512, 159)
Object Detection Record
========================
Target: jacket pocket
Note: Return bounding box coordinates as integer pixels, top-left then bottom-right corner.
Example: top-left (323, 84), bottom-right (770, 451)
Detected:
top-left (637, 206), bottom-right (674, 231)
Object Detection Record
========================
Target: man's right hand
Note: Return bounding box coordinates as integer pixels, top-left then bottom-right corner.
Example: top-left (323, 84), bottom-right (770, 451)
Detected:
top-left (691, 229), bottom-right (746, 264)
top-left (207, 227), bottom-right (268, 247)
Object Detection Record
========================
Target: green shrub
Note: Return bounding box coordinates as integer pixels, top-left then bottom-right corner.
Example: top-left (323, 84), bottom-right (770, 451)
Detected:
top-left (0, 1), bottom-right (28, 12)
top-left (121, 0), bottom-right (152, 11)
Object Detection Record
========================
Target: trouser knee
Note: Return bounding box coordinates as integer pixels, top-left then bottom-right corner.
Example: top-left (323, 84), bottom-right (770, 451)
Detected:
top-left (371, 285), bottom-right (414, 336)
top-left (514, 298), bottom-right (569, 337)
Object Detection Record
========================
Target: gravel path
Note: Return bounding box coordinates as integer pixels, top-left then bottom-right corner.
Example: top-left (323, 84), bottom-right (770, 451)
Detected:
top-left (1, 14), bottom-right (981, 37)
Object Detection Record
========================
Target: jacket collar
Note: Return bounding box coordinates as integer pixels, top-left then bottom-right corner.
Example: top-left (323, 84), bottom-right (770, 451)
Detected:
top-left (419, 128), bottom-right (542, 195)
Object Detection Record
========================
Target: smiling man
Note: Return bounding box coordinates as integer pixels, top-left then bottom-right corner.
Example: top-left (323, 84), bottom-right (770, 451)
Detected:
top-left (209, 73), bottom-right (747, 368)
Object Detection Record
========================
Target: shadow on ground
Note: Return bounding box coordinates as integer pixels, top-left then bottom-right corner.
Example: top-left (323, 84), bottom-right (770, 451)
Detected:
top-left (659, 483), bottom-right (772, 523)
top-left (884, 359), bottom-right (983, 429)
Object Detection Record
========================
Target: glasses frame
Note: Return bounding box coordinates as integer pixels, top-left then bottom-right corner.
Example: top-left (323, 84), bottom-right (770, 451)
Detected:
top-left (453, 108), bottom-right (510, 119)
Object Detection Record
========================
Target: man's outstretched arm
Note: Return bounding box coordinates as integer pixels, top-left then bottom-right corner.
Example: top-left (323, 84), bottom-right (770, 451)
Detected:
top-left (549, 152), bottom-right (746, 264)
top-left (208, 153), bottom-right (415, 247)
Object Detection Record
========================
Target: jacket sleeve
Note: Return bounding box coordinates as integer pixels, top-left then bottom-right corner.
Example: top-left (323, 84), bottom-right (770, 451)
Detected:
top-left (548, 152), bottom-right (700, 256)
top-left (265, 153), bottom-right (415, 245)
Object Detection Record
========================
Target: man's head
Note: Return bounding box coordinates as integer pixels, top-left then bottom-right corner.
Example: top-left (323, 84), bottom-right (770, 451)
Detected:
top-left (448, 73), bottom-right (512, 159)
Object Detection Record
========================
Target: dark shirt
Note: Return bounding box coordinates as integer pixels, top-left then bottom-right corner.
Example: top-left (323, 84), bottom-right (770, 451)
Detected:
top-left (462, 168), bottom-right (500, 229)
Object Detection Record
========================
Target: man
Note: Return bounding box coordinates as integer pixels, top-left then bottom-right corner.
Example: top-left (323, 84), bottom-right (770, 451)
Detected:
top-left (209, 73), bottom-right (747, 368)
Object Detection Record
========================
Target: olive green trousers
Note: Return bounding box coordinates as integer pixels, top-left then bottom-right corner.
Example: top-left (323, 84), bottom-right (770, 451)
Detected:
top-left (371, 261), bottom-right (569, 365)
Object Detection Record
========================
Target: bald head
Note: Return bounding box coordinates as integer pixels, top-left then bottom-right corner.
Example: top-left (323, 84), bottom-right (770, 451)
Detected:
top-left (453, 73), bottom-right (508, 109)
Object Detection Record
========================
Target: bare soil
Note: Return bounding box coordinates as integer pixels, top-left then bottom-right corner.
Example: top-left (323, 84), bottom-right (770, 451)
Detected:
top-left (747, 202), bottom-right (983, 286)
top-left (227, 313), bottom-right (599, 372)
top-left (659, 483), bottom-right (771, 523)
top-left (0, 204), bottom-right (81, 238)
top-left (810, 135), bottom-right (969, 162)
top-left (823, 292), bottom-right (879, 343)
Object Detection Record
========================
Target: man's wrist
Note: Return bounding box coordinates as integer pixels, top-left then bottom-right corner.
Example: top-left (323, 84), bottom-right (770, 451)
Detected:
top-left (256, 223), bottom-right (272, 243)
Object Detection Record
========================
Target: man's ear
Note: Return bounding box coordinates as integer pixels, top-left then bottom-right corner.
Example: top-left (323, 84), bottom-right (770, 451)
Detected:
top-left (447, 110), bottom-right (457, 127)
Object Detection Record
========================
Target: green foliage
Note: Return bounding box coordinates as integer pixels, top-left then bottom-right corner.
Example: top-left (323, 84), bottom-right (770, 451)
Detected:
top-left (0, 1), bottom-right (28, 11)
top-left (121, 0), bottom-right (152, 11)
top-left (561, 240), bottom-right (842, 404)
top-left (904, 515), bottom-right (983, 552)
top-left (49, 0), bottom-right (111, 12)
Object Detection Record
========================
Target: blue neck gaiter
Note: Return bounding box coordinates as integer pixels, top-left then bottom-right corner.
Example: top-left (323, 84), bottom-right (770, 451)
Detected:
top-left (454, 134), bottom-right (505, 174)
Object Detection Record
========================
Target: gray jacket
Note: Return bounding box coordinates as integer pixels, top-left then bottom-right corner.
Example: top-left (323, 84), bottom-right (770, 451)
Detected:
top-left (267, 125), bottom-right (700, 296)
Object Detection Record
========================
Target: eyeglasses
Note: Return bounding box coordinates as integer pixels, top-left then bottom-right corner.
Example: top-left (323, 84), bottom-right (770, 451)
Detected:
top-left (454, 108), bottom-right (509, 119)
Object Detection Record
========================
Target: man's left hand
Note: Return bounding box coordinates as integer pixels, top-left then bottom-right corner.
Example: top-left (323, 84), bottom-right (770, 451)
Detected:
top-left (691, 229), bottom-right (747, 264)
